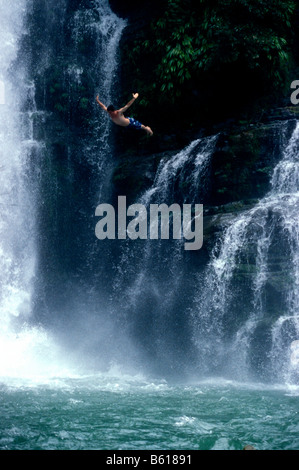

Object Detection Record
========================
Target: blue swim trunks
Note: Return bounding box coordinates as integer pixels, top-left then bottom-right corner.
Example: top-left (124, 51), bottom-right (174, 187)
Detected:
top-left (128, 117), bottom-right (142, 130)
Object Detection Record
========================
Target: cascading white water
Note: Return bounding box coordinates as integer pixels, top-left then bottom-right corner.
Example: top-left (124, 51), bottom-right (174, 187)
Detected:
top-left (0, 0), bottom-right (128, 380)
top-left (141, 135), bottom-right (218, 206)
top-left (71, 0), bottom-right (126, 176)
top-left (0, 0), bottom-right (47, 377)
top-left (111, 136), bottom-right (218, 373)
top-left (193, 121), bottom-right (299, 384)
top-left (114, 135), bottom-right (218, 291)
top-left (0, 0), bottom-right (76, 380)
top-left (268, 123), bottom-right (299, 383)
top-left (0, 0), bottom-right (32, 316)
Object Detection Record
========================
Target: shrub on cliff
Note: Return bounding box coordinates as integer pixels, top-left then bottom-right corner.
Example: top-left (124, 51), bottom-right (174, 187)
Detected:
top-left (123, 0), bottom-right (297, 128)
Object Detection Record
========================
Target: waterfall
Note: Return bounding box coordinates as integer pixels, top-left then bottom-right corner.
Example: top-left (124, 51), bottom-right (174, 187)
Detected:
top-left (112, 136), bottom-right (218, 375)
top-left (0, 0), bottom-right (127, 378)
top-left (113, 135), bottom-right (218, 293)
top-left (1, 0), bottom-right (298, 385)
top-left (193, 121), bottom-right (299, 384)
top-left (31, 0), bottom-right (128, 370)
top-left (0, 0), bottom-right (29, 328)
top-left (71, 0), bottom-right (126, 179)
top-left (141, 136), bottom-right (218, 206)
top-left (0, 0), bottom-right (51, 377)
top-left (268, 123), bottom-right (299, 383)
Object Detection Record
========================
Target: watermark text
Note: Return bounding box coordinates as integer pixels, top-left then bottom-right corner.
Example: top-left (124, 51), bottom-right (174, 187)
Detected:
top-left (95, 196), bottom-right (203, 251)
top-left (290, 80), bottom-right (299, 105)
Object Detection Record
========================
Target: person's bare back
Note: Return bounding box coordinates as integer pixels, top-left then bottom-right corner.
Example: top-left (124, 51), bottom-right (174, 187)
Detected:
top-left (108, 110), bottom-right (130, 127)
top-left (96, 93), bottom-right (153, 136)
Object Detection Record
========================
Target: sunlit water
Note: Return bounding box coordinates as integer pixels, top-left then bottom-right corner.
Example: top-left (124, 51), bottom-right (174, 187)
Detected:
top-left (0, 370), bottom-right (298, 450)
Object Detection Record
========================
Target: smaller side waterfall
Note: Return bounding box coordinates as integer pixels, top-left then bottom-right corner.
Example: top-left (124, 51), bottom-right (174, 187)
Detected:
top-left (268, 124), bottom-right (299, 384)
top-left (192, 121), bottom-right (299, 384)
top-left (114, 135), bottom-right (218, 297)
top-left (141, 135), bottom-right (218, 206)
top-left (112, 136), bottom-right (218, 375)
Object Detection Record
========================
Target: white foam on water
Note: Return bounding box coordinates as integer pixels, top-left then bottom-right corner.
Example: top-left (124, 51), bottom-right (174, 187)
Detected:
top-left (0, 326), bottom-right (74, 382)
top-left (0, 355), bottom-right (170, 392)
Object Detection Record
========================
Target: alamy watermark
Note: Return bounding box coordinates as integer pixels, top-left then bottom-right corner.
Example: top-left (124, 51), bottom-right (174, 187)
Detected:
top-left (95, 196), bottom-right (203, 251)
top-left (290, 80), bottom-right (299, 105)
top-left (0, 80), bottom-right (5, 105)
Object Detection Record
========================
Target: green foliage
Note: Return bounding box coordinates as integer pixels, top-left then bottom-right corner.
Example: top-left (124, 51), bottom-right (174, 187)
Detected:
top-left (125, 0), bottom-right (297, 120)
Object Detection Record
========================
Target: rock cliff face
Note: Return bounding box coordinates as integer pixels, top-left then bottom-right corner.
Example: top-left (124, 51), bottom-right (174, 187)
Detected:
top-left (112, 113), bottom-right (298, 206)
top-left (107, 1), bottom-right (299, 211)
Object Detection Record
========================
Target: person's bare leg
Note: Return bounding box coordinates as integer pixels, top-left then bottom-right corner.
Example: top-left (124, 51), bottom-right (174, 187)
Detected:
top-left (141, 124), bottom-right (153, 136)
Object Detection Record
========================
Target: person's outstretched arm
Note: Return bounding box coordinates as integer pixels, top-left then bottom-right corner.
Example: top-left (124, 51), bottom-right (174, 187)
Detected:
top-left (96, 96), bottom-right (107, 111)
top-left (118, 93), bottom-right (139, 114)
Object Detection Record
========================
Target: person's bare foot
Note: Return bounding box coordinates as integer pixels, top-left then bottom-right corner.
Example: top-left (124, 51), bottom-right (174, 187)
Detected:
top-left (145, 126), bottom-right (153, 136)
